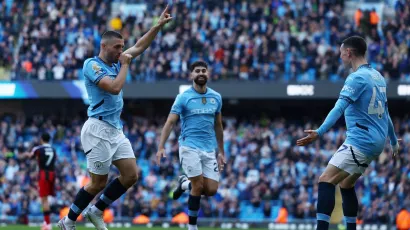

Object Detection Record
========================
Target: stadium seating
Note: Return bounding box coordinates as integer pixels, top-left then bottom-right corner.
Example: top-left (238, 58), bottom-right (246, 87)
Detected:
top-left (1, 0), bottom-right (409, 82)
top-left (0, 114), bottom-right (409, 224)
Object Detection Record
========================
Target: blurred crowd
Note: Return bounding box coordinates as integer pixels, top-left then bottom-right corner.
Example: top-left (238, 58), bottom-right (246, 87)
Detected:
top-left (0, 112), bottom-right (409, 224)
top-left (1, 0), bottom-right (410, 82)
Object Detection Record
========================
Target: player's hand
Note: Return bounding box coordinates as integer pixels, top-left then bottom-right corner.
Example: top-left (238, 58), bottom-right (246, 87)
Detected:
top-left (157, 5), bottom-right (173, 27)
top-left (296, 130), bottom-right (319, 146)
top-left (391, 139), bottom-right (402, 157)
top-left (156, 148), bottom-right (166, 166)
top-left (217, 153), bottom-right (226, 172)
top-left (119, 53), bottom-right (132, 65)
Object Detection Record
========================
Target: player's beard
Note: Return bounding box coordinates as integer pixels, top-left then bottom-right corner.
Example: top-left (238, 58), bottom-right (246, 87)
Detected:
top-left (194, 75), bottom-right (207, 86)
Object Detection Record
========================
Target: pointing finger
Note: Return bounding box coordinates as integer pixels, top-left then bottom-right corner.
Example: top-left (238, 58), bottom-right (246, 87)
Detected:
top-left (162, 4), bottom-right (169, 14)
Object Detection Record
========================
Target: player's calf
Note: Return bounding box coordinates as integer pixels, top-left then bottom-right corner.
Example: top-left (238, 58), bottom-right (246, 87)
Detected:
top-left (188, 176), bottom-right (204, 230)
top-left (316, 182), bottom-right (336, 230)
top-left (66, 187), bottom-right (97, 223)
top-left (91, 178), bottom-right (129, 215)
top-left (339, 174), bottom-right (361, 230)
top-left (64, 174), bottom-right (107, 226)
top-left (340, 186), bottom-right (358, 230)
top-left (41, 197), bottom-right (51, 226)
top-left (316, 165), bottom-right (351, 230)
top-left (90, 158), bottom-right (137, 215)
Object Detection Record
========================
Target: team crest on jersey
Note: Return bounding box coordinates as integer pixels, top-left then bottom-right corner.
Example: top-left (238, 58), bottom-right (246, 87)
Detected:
top-left (210, 98), bottom-right (216, 104)
top-left (92, 63), bottom-right (103, 75)
top-left (202, 97), bottom-right (207, 104)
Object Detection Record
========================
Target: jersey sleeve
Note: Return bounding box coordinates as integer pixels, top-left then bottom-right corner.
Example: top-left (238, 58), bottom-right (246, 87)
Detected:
top-left (216, 95), bottom-right (222, 114)
top-left (83, 60), bottom-right (108, 84)
top-left (339, 74), bottom-right (366, 103)
top-left (29, 146), bottom-right (40, 159)
top-left (170, 94), bottom-right (184, 115)
top-left (316, 98), bottom-right (350, 137)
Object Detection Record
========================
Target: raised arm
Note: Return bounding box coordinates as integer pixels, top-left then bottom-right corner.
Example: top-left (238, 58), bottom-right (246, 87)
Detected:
top-left (123, 5), bottom-right (172, 59)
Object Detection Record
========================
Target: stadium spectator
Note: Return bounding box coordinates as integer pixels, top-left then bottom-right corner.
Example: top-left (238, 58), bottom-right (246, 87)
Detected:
top-left (0, 113), bottom-right (408, 225)
top-left (2, 0), bottom-right (410, 82)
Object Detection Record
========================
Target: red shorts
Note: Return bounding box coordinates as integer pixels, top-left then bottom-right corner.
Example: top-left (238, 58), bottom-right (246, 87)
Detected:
top-left (38, 170), bottom-right (55, 197)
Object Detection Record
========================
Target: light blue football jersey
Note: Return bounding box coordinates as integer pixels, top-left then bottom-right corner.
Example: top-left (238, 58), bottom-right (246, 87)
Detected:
top-left (339, 64), bottom-right (388, 157)
top-left (171, 87), bottom-right (222, 152)
top-left (83, 56), bottom-right (124, 129)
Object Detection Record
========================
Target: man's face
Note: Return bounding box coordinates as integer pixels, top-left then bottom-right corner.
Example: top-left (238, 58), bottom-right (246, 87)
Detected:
top-left (340, 43), bottom-right (353, 70)
top-left (102, 38), bottom-right (124, 63)
top-left (191, 66), bottom-right (208, 86)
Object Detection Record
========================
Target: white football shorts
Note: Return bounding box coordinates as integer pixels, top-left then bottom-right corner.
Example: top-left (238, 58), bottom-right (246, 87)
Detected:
top-left (179, 146), bottom-right (220, 182)
top-left (81, 118), bottom-right (135, 175)
top-left (329, 143), bottom-right (375, 175)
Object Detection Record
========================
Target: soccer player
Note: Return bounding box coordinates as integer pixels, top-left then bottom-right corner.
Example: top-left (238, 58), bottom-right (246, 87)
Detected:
top-left (156, 61), bottom-right (226, 230)
top-left (296, 36), bottom-right (401, 230)
top-left (27, 133), bottom-right (57, 230)
top-left (57, 6), bottom-right (172, 230)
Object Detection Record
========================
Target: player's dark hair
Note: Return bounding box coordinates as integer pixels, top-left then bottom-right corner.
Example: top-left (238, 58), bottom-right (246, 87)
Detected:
top-left (41, 133), bottom-right (51, 143)
top-left (101, 30), bottom-right (123, 40)
top-left (190, 61), bottom-right (208, 72)
top-left (342, 36), bottom-right (367, 57)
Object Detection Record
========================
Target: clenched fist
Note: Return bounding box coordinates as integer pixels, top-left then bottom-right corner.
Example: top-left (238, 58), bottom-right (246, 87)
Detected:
top-left (119, 53), bottom-right (133, 65)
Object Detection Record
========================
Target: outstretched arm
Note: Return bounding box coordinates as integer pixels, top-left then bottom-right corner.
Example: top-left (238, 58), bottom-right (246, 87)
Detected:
top-left (297, 97), bottom-right (350, 146)
top-left (316, 97), bottom-right (350, 137)
top-left (123, 5), bottom-right (172, 58)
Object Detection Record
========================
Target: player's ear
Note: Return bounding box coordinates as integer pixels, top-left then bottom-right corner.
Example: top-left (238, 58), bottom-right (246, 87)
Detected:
top-left (101, 41), bottom-right (107, 49)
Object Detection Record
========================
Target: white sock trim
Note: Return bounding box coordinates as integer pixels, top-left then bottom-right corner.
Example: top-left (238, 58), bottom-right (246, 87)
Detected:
top-left (90, 205), bottom-right (103, 215)
top-left (182, 181), bottom-right (191, 190)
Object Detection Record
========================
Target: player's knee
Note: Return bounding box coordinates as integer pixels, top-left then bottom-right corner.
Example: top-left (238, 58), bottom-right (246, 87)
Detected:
top-left (129, 172), bottom-right (139, 185)
top-left (204, 187), bottom-right (218, 196)
top-left (123, 172), bottom-right (138, 187)
top-left (339, 181), bottom-right (355, 189)
top-left (89, 180), bottom-right (107, 193)
top-left (319, 173), bottom-right (333, 184)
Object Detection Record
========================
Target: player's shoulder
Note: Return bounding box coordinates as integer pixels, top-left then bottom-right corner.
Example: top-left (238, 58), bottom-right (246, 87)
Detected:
top-left (174, 90), bottom-right (191, 104)
top-left (83, 57), bottom-right (98, 68)
top-left (206, 87), bottom-right (222, 99)
top-left (31, 145), bottom-right (43, 153)
top-left (345, 71), bottom-right (368, 86)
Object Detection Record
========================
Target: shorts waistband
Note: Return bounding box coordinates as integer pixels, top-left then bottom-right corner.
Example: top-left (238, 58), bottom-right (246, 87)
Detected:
top-left (88, 117), bottom-right (121, 130)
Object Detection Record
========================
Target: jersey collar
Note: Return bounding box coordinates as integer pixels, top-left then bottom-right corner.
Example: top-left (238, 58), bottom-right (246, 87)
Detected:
top-left (357, 64), bottom-right (371, 70)
top-left (95, 56), bottom-right (114, 67)
top-left (191, 86), bottom-right (208, 95)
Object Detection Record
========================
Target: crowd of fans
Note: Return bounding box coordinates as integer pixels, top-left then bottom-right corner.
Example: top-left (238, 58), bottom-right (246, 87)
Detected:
top-left (0, 0), bottom-right (409, 82)
top-left (0, 112), bottom-right (409, 225)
